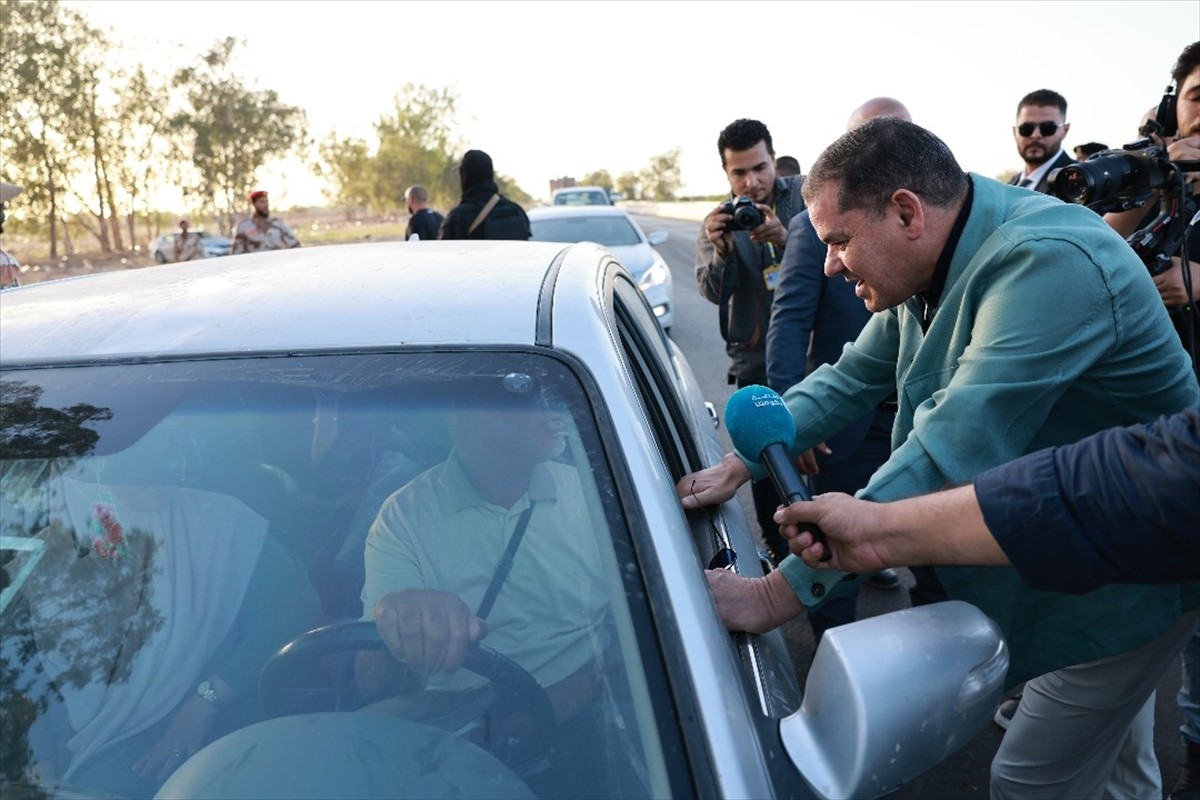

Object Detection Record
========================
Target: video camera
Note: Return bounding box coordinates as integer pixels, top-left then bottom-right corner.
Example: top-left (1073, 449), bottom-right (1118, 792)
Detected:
top-left (721, 196), bottom-right (765, 231)
top-left (1049, 86), bottom-right (1199, 275)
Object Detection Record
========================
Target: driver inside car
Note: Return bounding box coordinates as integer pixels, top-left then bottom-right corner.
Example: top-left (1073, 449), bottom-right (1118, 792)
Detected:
top-left (356, 375), bottom-right (645, 797)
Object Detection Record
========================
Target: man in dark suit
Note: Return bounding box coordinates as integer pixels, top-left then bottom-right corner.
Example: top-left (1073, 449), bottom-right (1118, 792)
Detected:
top-left (1009, 89), bottom-right (1075, 193)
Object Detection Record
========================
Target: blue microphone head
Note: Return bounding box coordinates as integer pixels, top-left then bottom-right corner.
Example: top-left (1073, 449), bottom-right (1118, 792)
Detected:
top-left (725, 385), bottom-right (797, 461)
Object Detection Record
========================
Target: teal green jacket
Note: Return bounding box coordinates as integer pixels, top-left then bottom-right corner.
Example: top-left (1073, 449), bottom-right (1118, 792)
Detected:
top-left (769, 174), bottom-right (1199, 685)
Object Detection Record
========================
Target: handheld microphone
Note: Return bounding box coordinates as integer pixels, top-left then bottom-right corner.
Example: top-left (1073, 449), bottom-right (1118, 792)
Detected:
top-left (725, 385), bottom-right (830, 561)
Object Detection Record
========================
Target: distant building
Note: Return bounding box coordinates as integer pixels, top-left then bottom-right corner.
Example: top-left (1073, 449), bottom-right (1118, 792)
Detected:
top-left (549, 176), bottom-right (577, 195)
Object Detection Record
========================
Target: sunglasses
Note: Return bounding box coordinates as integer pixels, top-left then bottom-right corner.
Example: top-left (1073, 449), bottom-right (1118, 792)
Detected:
top-left (1015, 121), bottom-right (1061, 137)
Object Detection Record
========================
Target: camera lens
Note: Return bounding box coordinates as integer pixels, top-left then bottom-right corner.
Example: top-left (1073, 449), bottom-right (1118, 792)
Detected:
top-left (1054, 168), bottom-right (1095, 205)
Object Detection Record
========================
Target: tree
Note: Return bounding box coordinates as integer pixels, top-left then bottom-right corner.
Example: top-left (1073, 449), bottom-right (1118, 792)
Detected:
top-left (639, 148), bottom-right (682, 201)
top-left (313, 83), bottom-right (471, 216)
top-left (0, 0), bottom-right (97, 257)
top-left (616, 171), bottom-right (642, 202)
top-left (313, 134), bottom-right (374, 217)
top-left (368, 84), bottom-right (464, 213)
top-left (108, 66), bottom-right (180, 246)
top-left (172, 38), bottom-right (306, 226)
top-left (581, 169), bottom-right (614, 192)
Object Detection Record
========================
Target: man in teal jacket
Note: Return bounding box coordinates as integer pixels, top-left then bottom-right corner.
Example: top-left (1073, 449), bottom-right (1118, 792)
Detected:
top-left (680, 117), bottom-right (1199, 799)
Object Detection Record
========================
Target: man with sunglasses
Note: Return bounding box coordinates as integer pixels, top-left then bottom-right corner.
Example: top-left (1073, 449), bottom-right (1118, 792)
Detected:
top-left (1009, 89), bottom-right (1075, 193)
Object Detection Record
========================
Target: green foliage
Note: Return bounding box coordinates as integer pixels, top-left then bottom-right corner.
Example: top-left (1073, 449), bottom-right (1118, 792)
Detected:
top-left (313, 134), bottom-right (374, 211)
top-left (640, 148), bottom-right (683, 202)
top-left (580, 170), bottom-right (614, 192)
top-left (0, 0), bottom-right (97, 256)
top-left (616, 171), bottom-right (642, 201)
top-left (313, 83), bottom-right (467, 215)
top-left (172, 38), bottom-right (307, 223)
top-left (496, 174), bottom-right (533, 207)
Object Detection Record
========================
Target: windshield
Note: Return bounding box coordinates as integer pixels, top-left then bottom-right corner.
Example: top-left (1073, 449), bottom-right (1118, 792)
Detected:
top-left (530, 215), bottom-right (641, 248)
top-left (0, 353), bottom-right (675, 799)
top-left (552, 190), bottom-right (609, 206)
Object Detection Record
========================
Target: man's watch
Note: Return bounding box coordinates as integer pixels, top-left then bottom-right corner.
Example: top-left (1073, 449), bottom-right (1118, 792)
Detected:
top-left (196, 680), bottom-right (219, 706)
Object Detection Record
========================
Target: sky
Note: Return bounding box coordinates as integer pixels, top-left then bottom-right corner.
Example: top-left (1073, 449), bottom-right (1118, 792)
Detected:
top-left (67, 0), bottom-right (1200, 209)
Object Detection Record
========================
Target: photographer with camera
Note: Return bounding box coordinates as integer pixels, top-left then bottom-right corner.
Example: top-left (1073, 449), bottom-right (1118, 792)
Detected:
top-left (1099, 44), bottom-right (1200, 384)
top-left (695, 118), bottom-right (805, 563)
top-left (1107, 40), bottom-right (1200, 800)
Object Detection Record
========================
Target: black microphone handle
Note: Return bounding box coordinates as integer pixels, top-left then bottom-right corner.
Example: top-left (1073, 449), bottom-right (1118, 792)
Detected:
top-left (760, 442), bottom-right (832, 562)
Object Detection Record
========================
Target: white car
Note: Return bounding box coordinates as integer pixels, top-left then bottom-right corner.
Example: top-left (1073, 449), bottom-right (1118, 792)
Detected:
top-left (550, 186), bottom-right (612, 206)
top-left (528, 205), bottom-right (674, 333)
top-left (149, 230), bottom-right (233, 262)
top-left (0, 242), bottom-right (1005, 799)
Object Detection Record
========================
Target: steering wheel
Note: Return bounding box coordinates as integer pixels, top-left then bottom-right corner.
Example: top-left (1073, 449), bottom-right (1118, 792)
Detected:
top-left (260, 620), bottom-right (556, 770)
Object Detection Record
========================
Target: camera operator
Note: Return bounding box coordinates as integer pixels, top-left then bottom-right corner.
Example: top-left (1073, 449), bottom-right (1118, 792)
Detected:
top-left (1103, 42), bottom-right (1200, 382)
top-left (1092, 41), bottom-right (1200, 800)
top-left (696, 118), bottom-right (805, 562)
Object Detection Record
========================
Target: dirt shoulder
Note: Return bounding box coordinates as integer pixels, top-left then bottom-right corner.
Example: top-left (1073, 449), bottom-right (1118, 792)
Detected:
top-left (14, 251), bottom-right (158, 285)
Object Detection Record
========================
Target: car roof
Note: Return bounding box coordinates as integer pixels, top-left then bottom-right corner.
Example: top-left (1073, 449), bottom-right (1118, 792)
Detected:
top-left (529, 205), bottom-right (631, 220)
top-left (552, 185), bottom-right (608, 194)
top-left (0, 241), bottom-right (595, 364)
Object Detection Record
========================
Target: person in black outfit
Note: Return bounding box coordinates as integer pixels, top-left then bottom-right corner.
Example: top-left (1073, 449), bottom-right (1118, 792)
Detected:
top-left (439, 150), bottom-right (530, 241)
top-left (403, 185), bottom-right (444, 241)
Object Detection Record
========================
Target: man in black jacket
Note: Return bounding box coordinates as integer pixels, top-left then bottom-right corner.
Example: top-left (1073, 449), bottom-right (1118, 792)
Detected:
top-left (403, 185), bottom-right (444, 241)
top-left (439, 150), bottom-right (530, 241)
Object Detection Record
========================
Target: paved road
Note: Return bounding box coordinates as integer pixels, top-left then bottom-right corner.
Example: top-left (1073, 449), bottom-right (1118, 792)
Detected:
top-left (630, 212), bottom-right (1188, 798)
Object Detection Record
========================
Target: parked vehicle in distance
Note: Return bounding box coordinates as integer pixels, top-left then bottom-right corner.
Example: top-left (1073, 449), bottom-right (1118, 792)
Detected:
top-left (528, 205), bottom-right (674, 333)
top-left (149, 230), bottom-right (233, 262)
top-left (0, 241), bottom-right (1007, 799)
top-left (550, 186), bottom-right (612, 206)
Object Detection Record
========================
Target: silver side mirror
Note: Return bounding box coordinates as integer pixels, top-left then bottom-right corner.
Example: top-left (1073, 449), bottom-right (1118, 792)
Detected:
top-left (782, 600), bottom-right (1007, 798)
top-left (647, 231), bottom-right (669, 247)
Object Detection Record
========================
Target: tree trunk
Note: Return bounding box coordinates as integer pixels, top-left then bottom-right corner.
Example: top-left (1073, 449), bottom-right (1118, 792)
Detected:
top-left (90, 152), bottom-right (112, 253)
top-left (126, 208), bottom-right (137, 254)
top-left (62, 216), bottom-right (75, 256)
top-left (45, 169), bottom-right (60, 260)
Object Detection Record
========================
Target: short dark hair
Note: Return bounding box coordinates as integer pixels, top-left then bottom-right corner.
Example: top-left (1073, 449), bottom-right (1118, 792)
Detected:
top-left (717, 119), bottom-right (774, 166)
top-left (1074, 142), bottom-right (1108, 159)
top-left (801, 118), bottom-right (967, 218)
top-left (1171, 41), bottom-right (1200, 89)
top-left (775, 155), bottom-right (801, 177)
top-left (1016, 89), bottom-right (1068, 117)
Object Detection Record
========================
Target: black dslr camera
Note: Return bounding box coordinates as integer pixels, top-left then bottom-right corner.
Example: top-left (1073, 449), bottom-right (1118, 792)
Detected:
top-left (1049, 145), bottom-right (1176, 212)
top-left (721, 196), bottom-right (765, 231)
top-left (1048, 86), bottom-right (1199, 275)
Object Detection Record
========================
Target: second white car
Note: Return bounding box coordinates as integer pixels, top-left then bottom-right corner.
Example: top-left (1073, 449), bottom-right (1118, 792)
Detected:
top-left (529, 206), bottom-right (674, 333)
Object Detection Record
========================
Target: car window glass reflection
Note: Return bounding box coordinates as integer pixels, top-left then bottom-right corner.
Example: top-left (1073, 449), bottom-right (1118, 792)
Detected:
top-left (0, 356), bottom-right (672, 799)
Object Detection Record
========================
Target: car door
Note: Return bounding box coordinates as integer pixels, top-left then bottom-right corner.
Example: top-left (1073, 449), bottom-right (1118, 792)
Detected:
top-left (606, 267), bottom-right (811, 791)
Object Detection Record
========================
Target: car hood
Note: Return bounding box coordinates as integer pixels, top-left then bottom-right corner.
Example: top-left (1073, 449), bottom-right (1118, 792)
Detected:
top-left (604, 244), bottom-right (656, 278)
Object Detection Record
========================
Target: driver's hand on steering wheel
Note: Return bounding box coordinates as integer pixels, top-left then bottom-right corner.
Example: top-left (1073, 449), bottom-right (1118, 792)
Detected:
top-left (373, 589), bottom-right (488, 674)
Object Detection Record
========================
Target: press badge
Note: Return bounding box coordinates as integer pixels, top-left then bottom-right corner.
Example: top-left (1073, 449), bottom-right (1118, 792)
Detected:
top-left (763, 263), bottom-right (782, 291)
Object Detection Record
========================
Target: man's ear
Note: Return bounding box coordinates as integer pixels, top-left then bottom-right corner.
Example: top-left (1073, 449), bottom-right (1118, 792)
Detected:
top-left (891, 189), bottom-right (925, 240)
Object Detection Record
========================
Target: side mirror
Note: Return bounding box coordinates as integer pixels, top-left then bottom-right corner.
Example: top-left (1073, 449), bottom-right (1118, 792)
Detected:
top-left (647, 231), bottom-right (669, 247)
top-left (782, 600), bottom-right (1007, 798)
